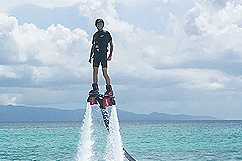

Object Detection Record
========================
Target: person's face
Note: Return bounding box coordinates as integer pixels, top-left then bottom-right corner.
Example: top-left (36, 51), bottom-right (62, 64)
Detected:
top-left (97, 22), bottom-right (104, 30)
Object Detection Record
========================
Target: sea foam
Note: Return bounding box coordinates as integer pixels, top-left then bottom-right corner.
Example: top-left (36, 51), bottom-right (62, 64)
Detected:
top-left (105, 105), bottom-right (124, 161)
top-left (76, 103), bottom-right (94, 161)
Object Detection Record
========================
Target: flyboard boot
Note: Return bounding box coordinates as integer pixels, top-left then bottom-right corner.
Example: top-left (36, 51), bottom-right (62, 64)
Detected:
top-left (89, 83), bottom-right (99, 95)
top-left (104, 84), bottom-right (113, 97)
top-left (102, 84), bottom-right (115, 108)
top-left (87, 83), bottom-right (99, 105)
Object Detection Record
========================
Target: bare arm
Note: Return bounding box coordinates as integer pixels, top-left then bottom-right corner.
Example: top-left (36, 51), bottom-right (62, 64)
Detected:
top-left (107, 40), bottom-right (113, 61)
top-left (89, 45), bottom-right (95, 63)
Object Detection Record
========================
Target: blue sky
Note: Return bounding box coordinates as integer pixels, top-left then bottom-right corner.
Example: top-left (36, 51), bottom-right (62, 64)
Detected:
top-left (1, 0), bottom-right (242, 119)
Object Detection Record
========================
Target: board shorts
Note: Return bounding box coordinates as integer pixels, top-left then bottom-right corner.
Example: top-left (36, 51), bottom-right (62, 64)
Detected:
top-left (93, 56), bottom-right (107, 68)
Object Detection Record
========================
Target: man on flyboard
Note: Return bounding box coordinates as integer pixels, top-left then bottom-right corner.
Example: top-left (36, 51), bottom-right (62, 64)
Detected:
top-left (88, 19), bottom-right (114, 97)
top-left (87, 19), bottom-right (136, 161)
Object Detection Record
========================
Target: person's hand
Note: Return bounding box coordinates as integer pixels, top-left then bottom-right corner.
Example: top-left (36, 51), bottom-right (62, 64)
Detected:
top-left (88, 58), bottom-right (92, 63)
top-left (107, 55), bottom-right (112, 61)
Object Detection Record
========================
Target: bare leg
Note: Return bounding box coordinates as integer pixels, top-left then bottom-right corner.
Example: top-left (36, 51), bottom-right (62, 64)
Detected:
top-left (102, 68), bottom-right (110, 85)
top-left (93, 67), bottom-right (99, 84)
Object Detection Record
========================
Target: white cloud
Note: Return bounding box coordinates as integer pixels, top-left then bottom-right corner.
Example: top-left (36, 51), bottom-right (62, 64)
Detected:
top-left (168, 68), bottom-right (228, 90)
top-left (183, 2), bottom-right (242, 68)
top-left (0, 13), bottom-right (90, 85)
top-left (0, 94), bottom-right (18, 106)
top-left (78, 0), bottom-right (118, 21)
top-left (0, 13), bottom-right (92, 109)
top-left (0, 65), bottom-right (20, 78)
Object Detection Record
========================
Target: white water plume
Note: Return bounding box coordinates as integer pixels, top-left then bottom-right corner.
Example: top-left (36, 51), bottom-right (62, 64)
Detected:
top-left (105, 105), bottom-right (124, 161)
top-left (76, 103), bottom-right (94, 161)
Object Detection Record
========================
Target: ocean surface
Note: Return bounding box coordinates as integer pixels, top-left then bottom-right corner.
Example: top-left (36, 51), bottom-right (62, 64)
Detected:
top-left (0, 119), bottom-right (242, 160)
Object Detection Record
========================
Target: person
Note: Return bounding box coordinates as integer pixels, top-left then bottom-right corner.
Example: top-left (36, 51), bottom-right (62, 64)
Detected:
top-left (88, 18), bottom-right (114, 97)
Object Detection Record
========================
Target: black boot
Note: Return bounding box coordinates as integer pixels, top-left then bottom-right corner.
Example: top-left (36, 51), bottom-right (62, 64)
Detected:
top-left (89, 83), bottom-right (99, 95)
top-left (104, 85), bottom-right (113, 97)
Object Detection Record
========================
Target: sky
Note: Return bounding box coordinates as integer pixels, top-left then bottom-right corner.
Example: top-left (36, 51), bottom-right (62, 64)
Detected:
top-left (1, 0), bottom-right (242, 119)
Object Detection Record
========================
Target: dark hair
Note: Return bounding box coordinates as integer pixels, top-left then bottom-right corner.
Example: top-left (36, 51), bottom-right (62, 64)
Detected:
top-left (95, 19), bottom-right (104, 27)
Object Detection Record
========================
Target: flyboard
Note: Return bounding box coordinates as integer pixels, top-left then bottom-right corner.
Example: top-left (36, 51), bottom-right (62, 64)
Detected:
top-left (87, 93), bottom-right (136, 161)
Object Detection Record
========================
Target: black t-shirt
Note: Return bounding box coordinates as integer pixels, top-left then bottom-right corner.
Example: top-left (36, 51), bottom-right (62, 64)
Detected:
top-left (92, 30), bottom-right (112, 58)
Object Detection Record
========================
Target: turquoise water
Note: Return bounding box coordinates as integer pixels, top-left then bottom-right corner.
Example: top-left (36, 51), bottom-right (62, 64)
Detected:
top-left (0, 120), bottom-right (242, 160)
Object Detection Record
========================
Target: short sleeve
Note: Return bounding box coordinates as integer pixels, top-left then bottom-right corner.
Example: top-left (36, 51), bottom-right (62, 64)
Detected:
top-left (106, 31), bottom-right (112, 43)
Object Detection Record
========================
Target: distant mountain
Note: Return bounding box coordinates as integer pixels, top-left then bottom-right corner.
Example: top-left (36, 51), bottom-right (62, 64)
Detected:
top-left (0, 105), bottom-right (218, 121)
top-left (118, 111), bottom-right (218, 121)
top-left (0, 105), bottom-right (84, 122)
